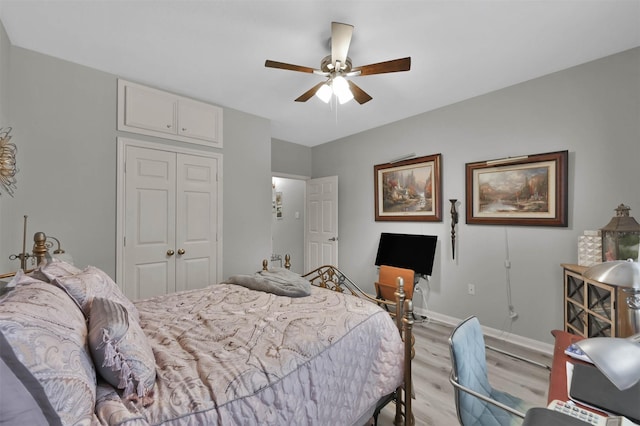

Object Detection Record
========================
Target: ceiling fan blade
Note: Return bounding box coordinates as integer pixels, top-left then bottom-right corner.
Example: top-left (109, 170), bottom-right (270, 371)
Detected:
top-left (331, 22), bottom-right (354, 69)
top-left (348, 80), bottom-right (373, 104)
top-left (295, 82), bottom-right (326, 102)
top-left (352, 57), bottom-right (411, 76)
top-left (265, 60), bottom-right (316, 74)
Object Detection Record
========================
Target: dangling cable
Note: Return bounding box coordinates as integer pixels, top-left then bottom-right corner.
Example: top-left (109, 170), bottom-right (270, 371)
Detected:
top-left (413, 275), bottom-right (431, 325)
top-left (504, 228), bottom-right (517, 330)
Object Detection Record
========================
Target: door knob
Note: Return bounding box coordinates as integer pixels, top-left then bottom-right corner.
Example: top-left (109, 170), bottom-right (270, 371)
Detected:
top-left (177, 248), bottom-right (185, 255)
top-left (167, 249), bottom-right (175, 256)
top-left (328, 237), bottom-right (338, 242)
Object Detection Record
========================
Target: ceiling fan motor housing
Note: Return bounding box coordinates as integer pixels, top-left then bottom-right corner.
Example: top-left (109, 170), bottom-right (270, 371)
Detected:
top-left (321, 55), bottom-right (352, 73)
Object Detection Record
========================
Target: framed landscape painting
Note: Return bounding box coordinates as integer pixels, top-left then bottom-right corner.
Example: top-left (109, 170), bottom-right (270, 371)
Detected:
top-left (374, 154), bottom-right (442, 222)
top-left (465, 150), bottom-right (568, 226)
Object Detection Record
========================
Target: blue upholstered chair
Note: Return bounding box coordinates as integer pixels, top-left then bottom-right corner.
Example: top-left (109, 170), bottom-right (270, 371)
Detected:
top-left (448, 316), bottom-right (547, 426)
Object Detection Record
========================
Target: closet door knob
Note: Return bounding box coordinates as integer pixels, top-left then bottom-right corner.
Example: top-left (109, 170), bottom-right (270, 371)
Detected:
top-left (167, 249), bottom-right (175, 256)
top-left (177, 248), bottom-right (185, 255)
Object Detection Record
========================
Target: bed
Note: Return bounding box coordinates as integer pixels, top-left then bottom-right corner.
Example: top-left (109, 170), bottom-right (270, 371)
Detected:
top-left (0, 234), bottom-right (414, 425)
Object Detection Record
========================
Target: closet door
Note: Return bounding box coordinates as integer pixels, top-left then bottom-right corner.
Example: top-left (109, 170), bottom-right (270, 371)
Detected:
top-left (175, 154), bottom-right (218, 292)
top-left (124, 146), bottom-right (177, 299)
top-left (121, 144), bottom-right (220, 300)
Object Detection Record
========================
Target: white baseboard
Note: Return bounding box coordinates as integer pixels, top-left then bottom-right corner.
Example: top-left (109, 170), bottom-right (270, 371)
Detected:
top-left (413, 306), bottom-right (554, 356)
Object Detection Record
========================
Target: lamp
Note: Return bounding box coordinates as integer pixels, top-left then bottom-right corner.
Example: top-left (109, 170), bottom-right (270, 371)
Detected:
top-left (315, 83), bottom-right (333, 103)
top-left (575, 258), bottom-right (640, 391)
top-left (600, 203), bottom-right (640, 262)
top-left (315, 75), bottom-right (354, 104)
top-left (332, 76), bottom-right (353, 104)
top-left (575, 335), bottom-right (640, 391)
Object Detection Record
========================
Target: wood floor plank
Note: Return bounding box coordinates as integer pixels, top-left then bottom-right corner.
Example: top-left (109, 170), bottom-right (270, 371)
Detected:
top-left (376, 319), bottom-right (552, 425)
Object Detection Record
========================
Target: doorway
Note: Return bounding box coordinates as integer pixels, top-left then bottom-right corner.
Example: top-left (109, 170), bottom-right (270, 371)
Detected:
top-left (271, 177), bottom-right (305, 273)
top-left (271, 175), bottom-right (339, 274)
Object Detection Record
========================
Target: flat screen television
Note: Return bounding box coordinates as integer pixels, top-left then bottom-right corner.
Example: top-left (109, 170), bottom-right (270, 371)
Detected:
top-left (375, 233), bottom-right (437, 276)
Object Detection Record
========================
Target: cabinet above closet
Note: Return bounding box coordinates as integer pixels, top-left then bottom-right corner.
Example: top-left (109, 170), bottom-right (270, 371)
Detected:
top-left (117, 79), bottom-right (223, 148)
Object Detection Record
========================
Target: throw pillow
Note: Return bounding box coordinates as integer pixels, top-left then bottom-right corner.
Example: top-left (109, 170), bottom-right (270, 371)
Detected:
top-left (88, 297), bottom-right (156, 405)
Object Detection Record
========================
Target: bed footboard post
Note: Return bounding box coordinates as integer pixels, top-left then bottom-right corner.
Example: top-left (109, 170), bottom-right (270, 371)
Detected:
top-left (394, 277), bottom-right (405, 333)
top-left (393, 278), bottom-right (406, 426)
top-left (403, 299), bottom-right (414, 426)
top-left (393, 278), bottom-right (414, 426)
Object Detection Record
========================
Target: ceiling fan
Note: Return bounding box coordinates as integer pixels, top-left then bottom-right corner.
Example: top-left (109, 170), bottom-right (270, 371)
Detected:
top-left (265, 22), bottom-right (411, 105)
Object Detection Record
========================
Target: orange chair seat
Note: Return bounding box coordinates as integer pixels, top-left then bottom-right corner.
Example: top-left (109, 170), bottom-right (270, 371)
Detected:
top-left (375, 265), bottom-right (415, 301)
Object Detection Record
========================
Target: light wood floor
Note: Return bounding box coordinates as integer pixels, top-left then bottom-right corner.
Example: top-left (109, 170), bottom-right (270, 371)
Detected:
top-left (377, 318), bottom-right (553, 425)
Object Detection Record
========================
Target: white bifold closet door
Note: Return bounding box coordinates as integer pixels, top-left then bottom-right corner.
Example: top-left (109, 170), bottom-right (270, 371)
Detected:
top-left (123, 145), bottom-right (218, 300)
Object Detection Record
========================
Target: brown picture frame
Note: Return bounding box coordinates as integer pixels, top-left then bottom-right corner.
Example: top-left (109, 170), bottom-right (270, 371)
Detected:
top-left (374, 154), bottom-right (442, 222)
top-left (465, 150), bottom-right (568, 226)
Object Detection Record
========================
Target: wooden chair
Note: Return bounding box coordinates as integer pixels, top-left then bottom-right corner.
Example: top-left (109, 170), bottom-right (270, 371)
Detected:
top-left (375, 265), bottom-right (415, 306)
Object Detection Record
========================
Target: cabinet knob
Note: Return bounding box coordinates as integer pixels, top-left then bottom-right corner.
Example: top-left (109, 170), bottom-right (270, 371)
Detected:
top-left (167, 249), bottom-right (175, 256)
top-left (166, 124), bottom-right (172, 129)
top-left (181, 127), bottom-right (187, 132)
top-left (177, 248), bottom-right (185, 255)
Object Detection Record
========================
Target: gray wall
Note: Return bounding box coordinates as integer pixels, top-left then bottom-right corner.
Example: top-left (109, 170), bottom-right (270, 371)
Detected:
top-left (1, 41), bottom-right (272, 280)
top-left (271, 138), bottom-right (312, 177)
top-left (222, 108), bottom-right (272, 277)
top-left (311, 47), bottom-right (640, 344)
top-left (0, 21), bottom-right (10, 271)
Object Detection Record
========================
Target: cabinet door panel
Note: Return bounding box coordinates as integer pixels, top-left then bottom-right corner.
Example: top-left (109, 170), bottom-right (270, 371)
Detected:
top-left (566, 301), bottom-right (585, 334)
top-left (177, 99), bottom-right (221, 143)
top-left (587, 284), bottom-right (612, 320)
top-left (125, 84), bottom-right (177, 135)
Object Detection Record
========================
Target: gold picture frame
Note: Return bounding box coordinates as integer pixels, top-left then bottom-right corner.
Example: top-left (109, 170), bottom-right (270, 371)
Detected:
top-left (374, 154), bottom-right (442, 222)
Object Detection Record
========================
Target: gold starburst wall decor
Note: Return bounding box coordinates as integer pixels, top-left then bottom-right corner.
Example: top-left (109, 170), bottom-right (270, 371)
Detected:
top-left (0, 127), bottom-right (17, 197)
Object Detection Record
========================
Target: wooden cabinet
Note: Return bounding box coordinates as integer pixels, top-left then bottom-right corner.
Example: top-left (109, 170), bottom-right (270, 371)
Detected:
top-left (562, 263), bottom-right (634, 338)
top-left (118, 79), bottom-right (223, 148)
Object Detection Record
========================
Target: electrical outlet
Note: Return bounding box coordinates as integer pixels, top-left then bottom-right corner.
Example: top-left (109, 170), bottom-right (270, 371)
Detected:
top-left (467, 283), bottom-right (475, 295)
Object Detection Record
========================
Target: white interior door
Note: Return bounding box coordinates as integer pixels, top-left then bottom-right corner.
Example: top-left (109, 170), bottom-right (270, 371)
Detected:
top-left (175, 154), bottom-right (218, 292)
top-left (305, 176), bottom-right (338, 271)
top-left (124, 146), bottom-right (176, 299)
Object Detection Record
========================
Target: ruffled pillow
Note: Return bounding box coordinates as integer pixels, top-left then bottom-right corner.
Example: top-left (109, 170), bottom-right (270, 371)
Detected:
top-left (31, 257), bottom-right (83, 282)
top-left (0, 280), bottom-right (97, 424)
top-left (5, 269), bottom-right (46, 288)
top-left (53, 266), bottom-right (140, 323)
top-left (88, 297), bottom-right (156, 405)
top-left (0, 330), bottom-right (62, 425)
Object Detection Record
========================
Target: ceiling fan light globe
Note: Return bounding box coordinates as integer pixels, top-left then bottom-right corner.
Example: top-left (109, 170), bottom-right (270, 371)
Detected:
top-left (332, 76), bottom-right (349, 92)
top-left (332, 76), bottom-right (353, 104)
top-left (316, 83), bottom-right (332, 103)
top-left (338, 89), bottom-right (354, 104)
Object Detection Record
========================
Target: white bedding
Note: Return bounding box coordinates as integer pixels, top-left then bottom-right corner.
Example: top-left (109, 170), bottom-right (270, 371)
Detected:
top-left (95, 283), bottom-right (405, 425)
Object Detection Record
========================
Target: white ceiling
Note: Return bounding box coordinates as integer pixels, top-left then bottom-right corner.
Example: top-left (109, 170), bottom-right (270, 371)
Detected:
top-left (1, 1), bottom-right (639, 147)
